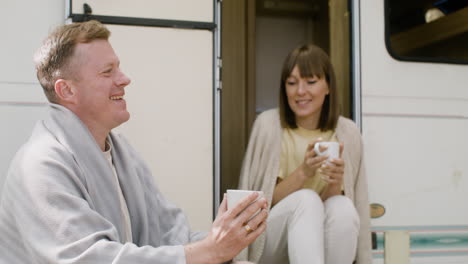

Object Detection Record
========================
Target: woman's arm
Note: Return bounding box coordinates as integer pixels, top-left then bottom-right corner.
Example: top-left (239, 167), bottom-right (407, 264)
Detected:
top-left (272, 140), bottom-right (327, 206)
top-left (319, 181), bottom-right (342, 201)
top-left (272, 164), bottom-right (308, 205)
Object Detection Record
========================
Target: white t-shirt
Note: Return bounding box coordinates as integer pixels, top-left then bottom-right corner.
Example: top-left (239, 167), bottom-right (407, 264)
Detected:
top-left (103, 142), bottom-right (133, 243)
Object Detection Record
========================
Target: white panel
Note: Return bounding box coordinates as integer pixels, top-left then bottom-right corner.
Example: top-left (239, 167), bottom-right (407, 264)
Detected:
top-left (364, 117), bottom-right (468, 226)
top-left (374, 256), bottom-right (468, 264)
top-left (0, 0), bottom-right (64, 95)
top-left (412, 257), bottom-right (468, 264)
top-left (0, 105), bottom-right (48, 193)
top-left (72, 0), bottom-right (213, 22)
top-left (360, 0), bottom-right (468, 227)
top-left (108, 25), bottom-right (213, 230)
top-left (1, 83), bottom-right (47, 103)
top-left (364, 96), bottom-right (468, 118)
top-left (0, 0), bottom-right (62, 191)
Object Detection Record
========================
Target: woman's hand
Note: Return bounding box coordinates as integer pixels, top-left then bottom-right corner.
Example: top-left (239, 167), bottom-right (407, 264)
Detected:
top-left (301, 139), bottom-right (329, 178)
top-left (320, 143), bottom-right (345, 187)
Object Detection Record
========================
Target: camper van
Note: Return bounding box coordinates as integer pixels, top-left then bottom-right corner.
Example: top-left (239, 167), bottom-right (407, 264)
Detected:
top-left (1, 0), bottom-right (467, 263)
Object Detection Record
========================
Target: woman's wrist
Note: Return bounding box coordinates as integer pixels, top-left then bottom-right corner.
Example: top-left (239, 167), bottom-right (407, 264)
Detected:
top-left (323, 184), bottom-right (342, 198)
top-left (299, 163), bottom-right (314, 180)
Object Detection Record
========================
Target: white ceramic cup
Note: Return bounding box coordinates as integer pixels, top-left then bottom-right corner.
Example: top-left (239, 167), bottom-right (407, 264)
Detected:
top-left (314, 141), bottom-right (340, 162)
top-left (227, 189), bottom-right (264, 209)
top-left (226, 190), bottom-right (264, 219)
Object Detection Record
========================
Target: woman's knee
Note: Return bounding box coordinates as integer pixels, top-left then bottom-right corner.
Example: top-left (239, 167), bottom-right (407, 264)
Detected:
top-left (286, 189), bottom-right (324, 213)
top-left (324, 195), bottom-right (360, 228)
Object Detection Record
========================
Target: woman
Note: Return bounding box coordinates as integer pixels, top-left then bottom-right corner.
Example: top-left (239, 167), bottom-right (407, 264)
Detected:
top-left (237, 44), bottom-right (371, 264)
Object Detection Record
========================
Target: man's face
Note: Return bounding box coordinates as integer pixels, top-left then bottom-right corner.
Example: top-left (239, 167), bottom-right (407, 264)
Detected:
top-left (68, 39), bottom-right (131, 133)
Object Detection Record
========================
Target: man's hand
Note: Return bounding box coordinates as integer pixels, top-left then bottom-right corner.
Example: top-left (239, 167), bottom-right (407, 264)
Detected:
top-left (185, 192), bottom-right (268, 264)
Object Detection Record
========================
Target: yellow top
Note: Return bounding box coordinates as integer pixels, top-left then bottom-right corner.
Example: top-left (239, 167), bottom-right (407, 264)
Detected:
top-left (278, 126), bottom-right (338, 194)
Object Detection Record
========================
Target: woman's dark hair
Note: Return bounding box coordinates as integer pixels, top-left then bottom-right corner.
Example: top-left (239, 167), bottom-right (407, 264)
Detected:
top-left (279, 44), bottom-right (340, 131)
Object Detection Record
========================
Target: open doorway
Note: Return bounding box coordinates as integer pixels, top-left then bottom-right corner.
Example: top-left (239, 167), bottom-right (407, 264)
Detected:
top-left (221, 0), bottom-right (351, 196)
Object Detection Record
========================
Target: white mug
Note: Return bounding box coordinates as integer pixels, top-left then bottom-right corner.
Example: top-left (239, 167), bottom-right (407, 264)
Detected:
top-left (314, 141), bottom-right (340, 162)
top-left (226, 190), bottom-right (264, 220)
top-left (226, 189), bottom-right (264, 209)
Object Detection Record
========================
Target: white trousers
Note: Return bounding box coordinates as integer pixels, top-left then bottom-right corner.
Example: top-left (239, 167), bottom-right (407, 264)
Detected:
top-left (258, 190), bottom-right (360, 264)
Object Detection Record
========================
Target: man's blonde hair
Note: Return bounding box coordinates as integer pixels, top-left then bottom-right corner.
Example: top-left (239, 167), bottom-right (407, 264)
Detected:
top-left (34, 20), bottom-right (110, 103)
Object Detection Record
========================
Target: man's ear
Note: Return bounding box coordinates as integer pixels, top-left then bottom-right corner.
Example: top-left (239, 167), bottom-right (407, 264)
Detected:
top-left (54, 79), bottom-right (76, 103)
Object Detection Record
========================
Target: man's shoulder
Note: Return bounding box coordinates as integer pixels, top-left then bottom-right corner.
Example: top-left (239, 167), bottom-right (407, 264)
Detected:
top-left (29, 121), bottom-right (71, 155)
top-left (9, 122), bottom-right (75, 178)
top-left (2, 126), bottom-right (79, 203)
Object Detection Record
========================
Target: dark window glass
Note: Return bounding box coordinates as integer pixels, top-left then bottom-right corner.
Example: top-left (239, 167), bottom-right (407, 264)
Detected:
top-left (385, 0), bottom-right (468, 64)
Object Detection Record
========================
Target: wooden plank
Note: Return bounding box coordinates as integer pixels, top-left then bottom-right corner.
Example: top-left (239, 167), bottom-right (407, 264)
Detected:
top-left (390, 7), bottom-right (468, 55)
top-left (256, 0), bottom-right (317, 17)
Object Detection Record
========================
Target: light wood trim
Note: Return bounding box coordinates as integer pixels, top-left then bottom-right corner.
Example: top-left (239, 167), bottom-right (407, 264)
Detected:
top-left (221, 0), bottom-right (249, 195)
top-left (329, 0), bottom-right (351, 117)
top-left (247, 0), bottom-right (256, 132)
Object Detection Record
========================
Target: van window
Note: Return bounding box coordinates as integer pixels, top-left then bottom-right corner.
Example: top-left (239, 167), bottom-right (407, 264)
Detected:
top-left (385, 0), bottom-right (468, 64)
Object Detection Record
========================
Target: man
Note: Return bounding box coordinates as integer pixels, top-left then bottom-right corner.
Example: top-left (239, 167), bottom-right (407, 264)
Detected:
top-left (0, 20), bottom-right (267, 264)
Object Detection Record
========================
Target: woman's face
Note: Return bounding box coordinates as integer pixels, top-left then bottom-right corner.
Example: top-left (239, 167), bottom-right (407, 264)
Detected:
top-left (285, 65), bottom-right (329, 127)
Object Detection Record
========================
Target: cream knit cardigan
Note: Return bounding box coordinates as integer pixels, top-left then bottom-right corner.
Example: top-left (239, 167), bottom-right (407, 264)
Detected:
top-left (237, 109), bottom-right (372, 264)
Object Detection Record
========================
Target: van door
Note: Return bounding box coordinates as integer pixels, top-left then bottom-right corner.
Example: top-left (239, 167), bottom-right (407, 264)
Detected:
top-left (69, 0), bottom-right (219, 231)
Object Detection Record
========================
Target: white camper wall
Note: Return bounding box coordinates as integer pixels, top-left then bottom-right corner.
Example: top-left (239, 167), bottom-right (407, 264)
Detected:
top-left (360, 0), bottom-right (468, 262)
top-left (0, 0), bottom-right (64, 193)
top-left (361, 0), bottom-right (468, 227)
top-left (0, 0), bottom-right (215, 231)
